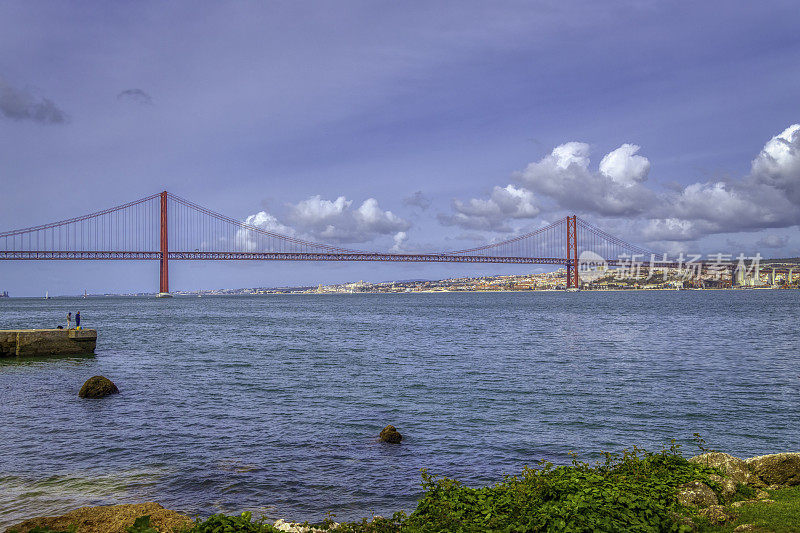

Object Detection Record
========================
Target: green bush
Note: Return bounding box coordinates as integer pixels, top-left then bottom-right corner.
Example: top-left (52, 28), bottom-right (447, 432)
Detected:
top-left (396, 443), bottom-right (716, 532)
top-left (185, 511), bottom-right (280, 532)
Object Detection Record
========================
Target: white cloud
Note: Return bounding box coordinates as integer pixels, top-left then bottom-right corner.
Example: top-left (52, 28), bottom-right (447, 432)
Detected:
top-left (356, 198), bottom-right (408, 233)
top-left (599, 144), bottom-right (650, 187)
top-left (390, 231), bottom-right (408, 252)
top-left (640, 181), bottom-right (797, 241)
top-left (244, 211), bottom-right (295, 235)
top-left (551, 141), bottom-right (591, 169)
top-left (643, 124), bottom-right (800, 242)
top-left (750, 124), bottom-right (800, 204)
top-left (516, 142), bottom-right (655, 216)
top-left (293, 195), bottom-right (352, 221)
top-left (235, 210), bottom-right (296, 251)
top-left (439, 184), bottom-right (539, 232)
top-left (237, 195), bottom-right (412, 250)
top-left (287, 195), bottom-right (410, 244)
top-left (439, 124), bottom-right (800, 249)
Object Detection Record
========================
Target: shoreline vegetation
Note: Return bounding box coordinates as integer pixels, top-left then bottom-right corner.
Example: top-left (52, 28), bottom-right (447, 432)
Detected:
top-left (6, 442), bottom-right (800, 533)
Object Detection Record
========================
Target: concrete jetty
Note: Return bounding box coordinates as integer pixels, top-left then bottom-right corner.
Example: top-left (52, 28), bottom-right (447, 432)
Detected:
top-left (0, 329), bottom-right (97, 357)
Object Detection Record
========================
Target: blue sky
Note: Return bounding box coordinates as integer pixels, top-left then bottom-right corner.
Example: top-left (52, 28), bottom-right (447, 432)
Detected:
top-left (1, 1), bottom-right (799, 295)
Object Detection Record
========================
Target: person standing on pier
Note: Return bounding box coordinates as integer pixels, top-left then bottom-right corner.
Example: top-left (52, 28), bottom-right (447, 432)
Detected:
top-left (75, 311), bottom-right (81, 330)
top-left (67, 312), bottom-right (72, 329)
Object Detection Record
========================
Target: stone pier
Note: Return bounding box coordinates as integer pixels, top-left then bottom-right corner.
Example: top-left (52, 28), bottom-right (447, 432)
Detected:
top-left (0, 329), bottom-right (97, 357)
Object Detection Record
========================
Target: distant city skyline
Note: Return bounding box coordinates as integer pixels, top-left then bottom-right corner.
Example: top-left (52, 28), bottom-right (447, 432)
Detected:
top-left (1, 1), bottom-right (799, 295)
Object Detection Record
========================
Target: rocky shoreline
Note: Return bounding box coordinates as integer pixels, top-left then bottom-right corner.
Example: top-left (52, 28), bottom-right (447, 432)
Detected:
top-left (4, 451), bottom-right (800, 532)
top-left (673, 451), bottom-right (800, 529)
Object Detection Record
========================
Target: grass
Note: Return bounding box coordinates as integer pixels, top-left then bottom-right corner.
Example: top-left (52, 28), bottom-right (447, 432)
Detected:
top-left (698, 486), bottom-right (800, 533)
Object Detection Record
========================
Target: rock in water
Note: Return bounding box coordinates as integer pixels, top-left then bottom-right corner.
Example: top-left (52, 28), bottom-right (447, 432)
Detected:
top-left (79, 375), bottom-right (119, 398)
top-left (379, 425), bottom-right (402, 443)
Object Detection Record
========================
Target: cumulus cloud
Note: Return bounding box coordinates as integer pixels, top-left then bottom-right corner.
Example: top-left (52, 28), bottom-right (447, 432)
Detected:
top-left (403, 190), bottom-right (431, 210)
top-left (236, 195), bottom-right (411, 250)
top-left (643, 124), bottom-right (800, 242)
top-left (390, 231), bottom-right (408, 252)
top-left (234, 211), bottom-right (296, 251)
top-left (286, 195), bottom-right (411, 244)
top-left (244, 211), bottom-right (295, 235)
top-left (0, 79), bottom-right (68, 124)
top-left (438, 124), bottom-right (800, 250)
top-left (599, 144), bottom-right (651, 187)
top-left (439, 184), bottom-right (539, 232)
top-left (750, 124), bottom-right (800, 204)
top-left (515, 141), bottom-right (655, 216)
top-left (117, 88), bottom-right (153, 105)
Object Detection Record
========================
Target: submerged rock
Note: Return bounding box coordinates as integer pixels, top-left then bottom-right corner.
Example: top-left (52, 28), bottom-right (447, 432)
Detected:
top-left (4, 502), bottom-right (191, 533)
top-left (78, 375), bottom-right (119, 398)
top-left (746, 453), bottom-right (800, 486)
top-left (677, 480), bottom-right (718, 507)
top-left (379, 425), bottom-right (402, 443)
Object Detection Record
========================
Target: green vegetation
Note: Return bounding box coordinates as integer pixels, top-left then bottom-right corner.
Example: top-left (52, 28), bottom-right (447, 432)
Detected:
top-left (182, 512), bottom-right (280, 532)
top-left (12, 442), bottom-right (800, 533)
top-left (392, 443), bottom-right (716, 532)
top-left (700, 486), bottom-right (800, 533)
top-left (128, 515), bottom-right (159, 533)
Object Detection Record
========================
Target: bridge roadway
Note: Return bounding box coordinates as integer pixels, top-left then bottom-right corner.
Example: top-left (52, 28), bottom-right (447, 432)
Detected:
top-left (0, 250), bottom-right (567, 264)
top-left (1, 251), bottom-right (773, 272)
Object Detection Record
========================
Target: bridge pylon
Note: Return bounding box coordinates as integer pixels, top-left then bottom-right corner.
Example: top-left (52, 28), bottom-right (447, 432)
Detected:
top-left (158, 190), bottom-right (170, 297)
top-left (565, 215), bottom-right (578, 289)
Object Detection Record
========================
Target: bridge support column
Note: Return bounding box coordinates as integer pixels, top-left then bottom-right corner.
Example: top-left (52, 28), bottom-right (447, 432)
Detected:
top-left (566, 215), bottom-right (578, 289)
top-left (158, 191), bottom-right (169, 296)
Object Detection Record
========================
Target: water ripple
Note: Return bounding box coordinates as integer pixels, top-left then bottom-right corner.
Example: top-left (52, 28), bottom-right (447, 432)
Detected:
top-left (0, 291), bottom-right (798, 527)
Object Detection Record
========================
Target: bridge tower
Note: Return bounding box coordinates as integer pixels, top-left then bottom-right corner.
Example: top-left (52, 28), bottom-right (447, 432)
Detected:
top-left (565, 215), bottom-right (578, 289)
top-left (159, 191), bottom-right (169, 296)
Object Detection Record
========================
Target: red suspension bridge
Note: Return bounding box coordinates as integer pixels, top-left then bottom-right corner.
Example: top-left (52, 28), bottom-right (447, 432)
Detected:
top-left (0, 191), bottom-right (654, 293)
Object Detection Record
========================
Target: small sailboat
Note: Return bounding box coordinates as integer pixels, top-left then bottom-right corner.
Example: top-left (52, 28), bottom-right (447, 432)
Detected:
top-left (83, 289), bottom-right (87, 299)
top-left (44, 291), bottom-right (50, 300)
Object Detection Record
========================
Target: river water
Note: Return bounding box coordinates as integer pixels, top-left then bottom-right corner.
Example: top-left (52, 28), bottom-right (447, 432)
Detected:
top-left (0, 291), bottom-right (798, 527)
